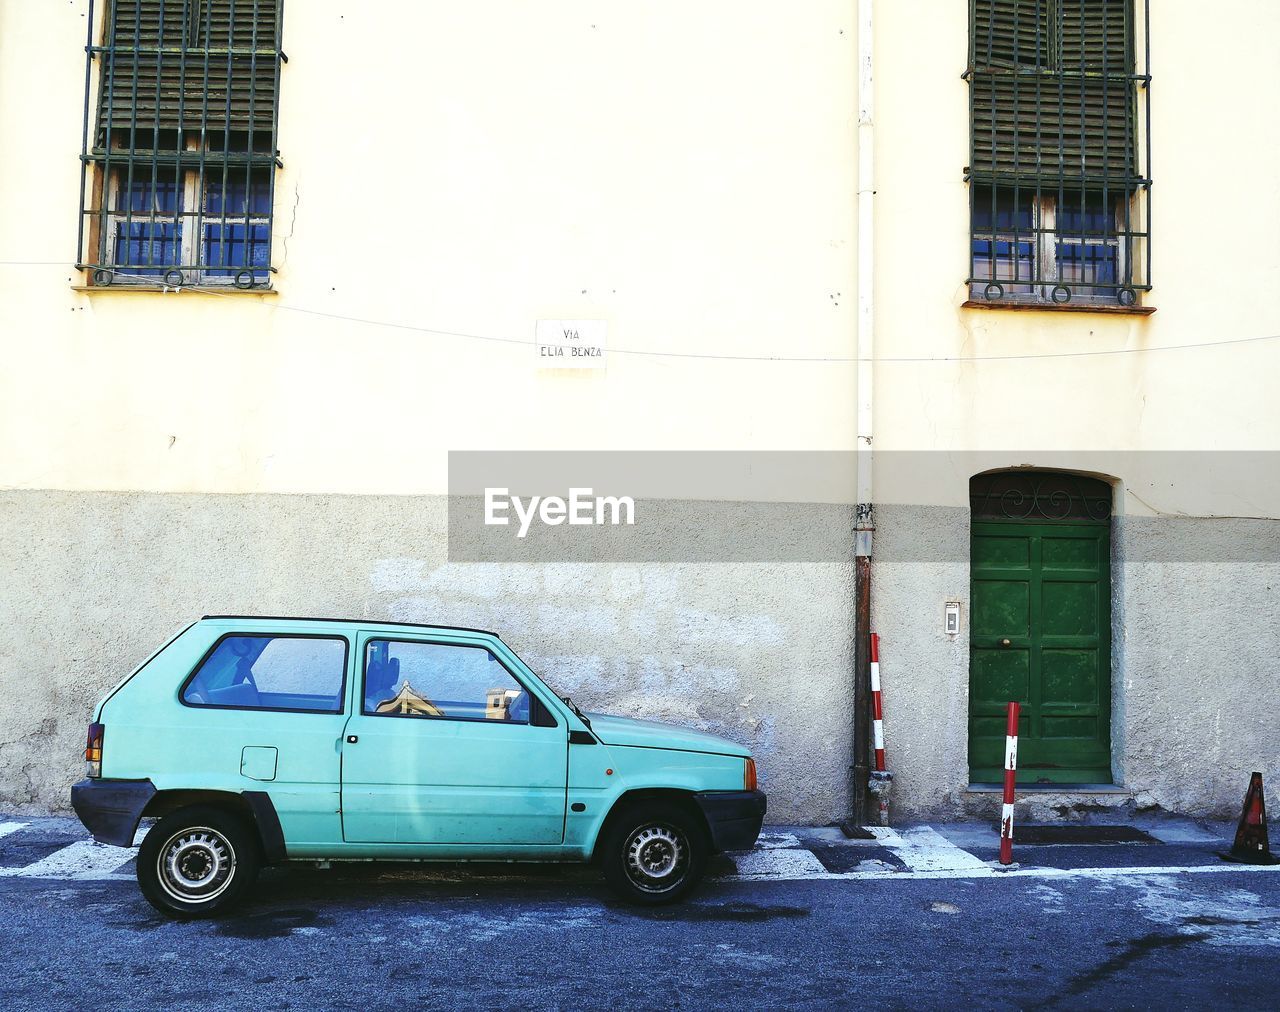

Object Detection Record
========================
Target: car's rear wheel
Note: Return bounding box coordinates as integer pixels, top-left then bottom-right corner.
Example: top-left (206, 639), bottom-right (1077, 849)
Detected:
top-left (137, 805), bottom-right (260, 918)
top-left (601, 801), bottom-right (707, 905)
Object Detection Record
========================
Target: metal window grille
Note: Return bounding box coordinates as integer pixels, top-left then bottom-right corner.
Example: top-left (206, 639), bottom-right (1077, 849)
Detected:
top-left (970, 471), bottom-right (1112, 522)
top-left (77, 0), bottom-right (284, 289)
top-left (966, 0), bottom-right (1151, 307)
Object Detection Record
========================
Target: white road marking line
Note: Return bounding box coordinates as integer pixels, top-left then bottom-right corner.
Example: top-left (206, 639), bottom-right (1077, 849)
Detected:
top-left (10, 861), bottom-right (1279, 886)
top-left (724, 862), bottom-right (1280, 883)
top-left (864, 826), bottom-right (906, 844)
top-left (1005, 863), bottom-right (1280, 881)
top-left (0, 840), bottom-right (137, 880)
top-left (755, 832), bottom-right (803, 850)
top-left (733, 846), bottom-right (829, 878)
top-left (880, 826), bottom-right (991, 872)
top-left (1, 823), bottom-right (1276, 887)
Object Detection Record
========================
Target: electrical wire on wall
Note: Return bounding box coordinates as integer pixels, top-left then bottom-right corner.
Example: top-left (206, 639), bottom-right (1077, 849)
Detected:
top-left (1, 259), bottom-right (1279, 364)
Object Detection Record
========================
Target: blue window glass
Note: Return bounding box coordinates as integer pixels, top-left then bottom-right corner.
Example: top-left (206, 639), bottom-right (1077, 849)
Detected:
top-left (1057, 243), bottom-right (1118, 285)
top-left (204, 172), bottom-right (272, 216)
top-left (112, 171), bottom-right (182, 274)
top-left (972, 238), bottom-right (1035, 283)
top-left (972, 186), bottom-right (1034, 231)
top-left (203, 170), bottom-right (271, 280)
top-left (1057, 192), bottom-right (1116, 236)
top-left (183, 635), bottom-right (347, 713)
top-left (114, 171), bottom-right (181, 215)
top-left (203, 222), bottom-right (271, 279)
top-left (364, 640), bottom-right (529, 723)
top-left (972, 239), bottom-right (1035, 263)
top-left (108, 166), bottom-right (274, 282)
top-left (114, 222), bottom-right (181, 274)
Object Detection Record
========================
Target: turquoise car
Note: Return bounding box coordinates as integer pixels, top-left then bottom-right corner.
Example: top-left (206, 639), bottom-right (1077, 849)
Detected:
top-left (72, 616), bottom-right (766, 916)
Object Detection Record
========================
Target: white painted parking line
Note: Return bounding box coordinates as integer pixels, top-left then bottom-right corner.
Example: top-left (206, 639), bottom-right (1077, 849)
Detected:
top-left (0, 840), bottom-right (137, 880)
top-left (734, 846), bottom-right (828, 879)
top-left (0, 821), bottom-right (1276, 887)
top-left (755, 832), bottom-right (803, 850)
top-left (751, 861), bottom-right (1280, 884)
top-left (876, 826), bottom-right (992, 873)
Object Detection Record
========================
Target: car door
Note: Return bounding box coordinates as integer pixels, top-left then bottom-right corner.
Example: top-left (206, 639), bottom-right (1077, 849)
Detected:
top-left (339, 632), bottom-right (568, 845)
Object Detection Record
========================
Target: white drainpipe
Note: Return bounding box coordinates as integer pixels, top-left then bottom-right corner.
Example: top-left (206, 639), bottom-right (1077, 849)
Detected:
top-left (856, 0), bottom-right (875, 526)
top-left (854, 0), bottom-right (891, 825)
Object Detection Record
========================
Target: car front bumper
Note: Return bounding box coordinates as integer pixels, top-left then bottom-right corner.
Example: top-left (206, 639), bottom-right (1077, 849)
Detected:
top-left (694, 789), bottom-right (767, 852)
top-left (70, 778), bottom-right (156, 848)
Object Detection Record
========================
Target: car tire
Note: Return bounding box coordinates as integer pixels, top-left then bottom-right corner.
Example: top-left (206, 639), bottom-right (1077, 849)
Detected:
top-left (600, 801), bottom-right (708, 905)
top-left (137, 805), bottom-right (261, 918)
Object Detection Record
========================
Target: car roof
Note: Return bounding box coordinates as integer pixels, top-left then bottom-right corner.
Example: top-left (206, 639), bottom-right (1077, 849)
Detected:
top-left (199, 615), bottom-right (504, 639)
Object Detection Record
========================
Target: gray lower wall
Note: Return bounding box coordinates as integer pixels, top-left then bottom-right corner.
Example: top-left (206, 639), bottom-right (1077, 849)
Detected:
top-left (0, 490), bottom-right (854, 822)
top-left (1113, 520), bottom-right (1280, 816)
top-left (868, 506), bottom-right (973, 818)
top-left (3, 491), bottom-right (1276, 824)
top-left (872, 504), bottom-right (1280, 820)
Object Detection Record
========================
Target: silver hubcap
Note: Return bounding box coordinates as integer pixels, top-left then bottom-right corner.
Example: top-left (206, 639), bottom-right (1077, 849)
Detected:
top-left (157, 827), bottom-right (236, 904)
top-left (624, 824), bottom-right (687, 893)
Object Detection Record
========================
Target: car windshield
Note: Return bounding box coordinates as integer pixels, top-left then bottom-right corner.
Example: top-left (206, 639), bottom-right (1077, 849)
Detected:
top-left (522, 665), bottom-right (591, 728)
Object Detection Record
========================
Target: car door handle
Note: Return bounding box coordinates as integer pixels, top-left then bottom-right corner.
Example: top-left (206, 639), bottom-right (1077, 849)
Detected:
top-left (346, 735), bottom-right (358, 744)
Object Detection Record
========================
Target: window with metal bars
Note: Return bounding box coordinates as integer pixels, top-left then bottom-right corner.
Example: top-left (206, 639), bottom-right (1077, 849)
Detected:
top-left (966, 0), bottom-right (1151, 308)
top-left (77, 0), bottom-right (283, 289)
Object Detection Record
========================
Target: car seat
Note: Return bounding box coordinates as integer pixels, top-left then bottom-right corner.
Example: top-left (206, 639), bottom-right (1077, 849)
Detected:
top-left (365, 656), bottom-right (401, 709)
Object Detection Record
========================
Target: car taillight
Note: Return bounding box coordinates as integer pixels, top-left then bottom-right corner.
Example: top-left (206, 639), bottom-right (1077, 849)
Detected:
top-left (744, 757), bottom-right (757, 792)
top-left (85, 722), bottom-right (104, 778)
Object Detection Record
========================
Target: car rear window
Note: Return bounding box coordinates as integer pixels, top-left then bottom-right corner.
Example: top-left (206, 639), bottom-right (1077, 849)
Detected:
top-left (182, 634), bottom-right (347, 713)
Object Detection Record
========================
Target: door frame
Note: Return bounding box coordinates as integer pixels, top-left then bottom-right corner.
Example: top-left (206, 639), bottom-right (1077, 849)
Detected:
top-left (967, 470), bottom-right (1115, 786)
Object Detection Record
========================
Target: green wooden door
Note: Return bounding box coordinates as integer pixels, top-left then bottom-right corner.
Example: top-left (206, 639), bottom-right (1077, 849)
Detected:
top-left (969, 521), bottom-right (1111, 783)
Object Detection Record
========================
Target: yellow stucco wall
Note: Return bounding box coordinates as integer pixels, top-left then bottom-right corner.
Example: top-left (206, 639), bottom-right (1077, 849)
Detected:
top-left (0, 1), bottom-right (859, 495)
top-left (1, 1), bottom-right (1277, 509)
top-left (1, 2), bottom-right (1278, 820)
top-left (871, 1), bottom-right (1280, 516)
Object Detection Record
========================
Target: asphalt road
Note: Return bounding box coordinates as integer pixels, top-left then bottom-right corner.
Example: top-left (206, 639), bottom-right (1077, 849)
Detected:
top-left (1, 819), bottom-right (1277, 1010)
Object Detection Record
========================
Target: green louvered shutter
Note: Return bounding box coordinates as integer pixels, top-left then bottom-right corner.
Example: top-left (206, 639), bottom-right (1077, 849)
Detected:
top-left (96, 0), bottom-right (280, 144)
top-left (973, 0), bottom-right (1051, 68)
top-left (970, 0), bottom-right (1135, 186)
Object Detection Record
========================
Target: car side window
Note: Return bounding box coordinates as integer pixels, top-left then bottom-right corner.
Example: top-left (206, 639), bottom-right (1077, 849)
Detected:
top-left (182, 635), bottom-right (347, 713)
top-left (363, 639), bottom-right (530, 724)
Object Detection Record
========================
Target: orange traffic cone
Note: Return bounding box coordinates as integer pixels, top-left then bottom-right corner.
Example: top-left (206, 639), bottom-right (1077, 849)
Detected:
top-left (1221, 772), bottom-right (1278, 865)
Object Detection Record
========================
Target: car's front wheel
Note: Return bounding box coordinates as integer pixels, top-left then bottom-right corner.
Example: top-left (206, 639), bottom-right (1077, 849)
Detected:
top-left (137, 805), bottom-right (260, 918)
top-left (601, 801), bottom-right (708, 905)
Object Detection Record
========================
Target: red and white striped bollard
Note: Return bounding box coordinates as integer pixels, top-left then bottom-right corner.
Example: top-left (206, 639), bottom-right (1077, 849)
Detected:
top-left (999, 700), bottom-right (1020, 866)
top-left (870, 634), bottom-right (886, 772)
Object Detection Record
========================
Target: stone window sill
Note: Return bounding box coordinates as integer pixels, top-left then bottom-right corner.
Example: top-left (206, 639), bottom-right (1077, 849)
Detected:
top-left (961, 299), bottom-right (1155, 316)
top-left (72, 284), bottom-right (276, 295)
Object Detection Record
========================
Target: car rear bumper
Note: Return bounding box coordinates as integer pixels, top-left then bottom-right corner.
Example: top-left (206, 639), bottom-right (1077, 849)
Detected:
top-left (71, 778), bottom-right (155, 848)
top-left (694, 789), bottom-right (767, 852)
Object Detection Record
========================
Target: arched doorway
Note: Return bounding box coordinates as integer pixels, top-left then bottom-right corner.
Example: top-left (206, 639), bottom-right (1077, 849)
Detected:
top-left (969, 471), bottom-right (1112, 784)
